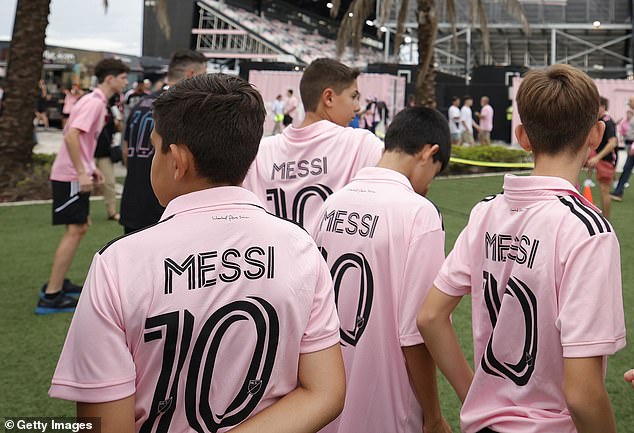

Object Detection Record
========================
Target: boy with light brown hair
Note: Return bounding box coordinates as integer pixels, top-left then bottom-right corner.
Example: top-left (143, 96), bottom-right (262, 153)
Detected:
top-left (419, 64), bottom-right (625, 433)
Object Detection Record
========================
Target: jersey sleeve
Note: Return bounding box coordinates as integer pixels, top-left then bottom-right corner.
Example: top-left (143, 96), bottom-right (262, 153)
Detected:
top-left (49, 254), bottom-right (136, 403)
top-left (69, 96), bottom-right (102, 134)
top-left (557, 232), bottom-right (626, 358)
top-left (399, 228), bottom-right (445, 346)
top-left (434, 225), bottom-right (473, 297)
top-left (300, 248), bottom-right (340, 353)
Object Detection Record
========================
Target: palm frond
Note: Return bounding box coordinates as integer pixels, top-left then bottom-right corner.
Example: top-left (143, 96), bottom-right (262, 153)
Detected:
top-left (477, 0), bottom-right (491, 58)
top-left (336, 0), bottom-right (373, 58)
top-left (394, 0), bottom-right (410, 54)
top-left (103, 0), bottom-right (108, 12)
top-left (499, 0), bottom-right (530, 34)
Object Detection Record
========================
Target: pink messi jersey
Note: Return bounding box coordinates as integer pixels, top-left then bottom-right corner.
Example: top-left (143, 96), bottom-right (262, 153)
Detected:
top-left (242, 120), bottom-right (383, 228)
top-left (50, 88), bottom-right (107, 181)
top-left (434, 174), bottom-right (626, 433)
top-left (311, 167), bottom-right (445, 433)
top-left (50, 187), bottom-right (340, 433)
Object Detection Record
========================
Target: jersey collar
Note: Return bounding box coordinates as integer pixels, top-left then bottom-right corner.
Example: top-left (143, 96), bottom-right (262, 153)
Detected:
top-left (161, 186), bottom-right (264, 220)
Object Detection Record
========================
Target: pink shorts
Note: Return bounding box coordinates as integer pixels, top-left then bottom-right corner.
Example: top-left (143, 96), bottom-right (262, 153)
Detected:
top-left (596, 160), bottom-right (615, 183)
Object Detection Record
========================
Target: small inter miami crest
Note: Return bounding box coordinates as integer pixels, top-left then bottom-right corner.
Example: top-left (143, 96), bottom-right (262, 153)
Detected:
top-left (248, 379), bottom-right (263, 395)
top-left (157, 397), bottom-right (173, 413)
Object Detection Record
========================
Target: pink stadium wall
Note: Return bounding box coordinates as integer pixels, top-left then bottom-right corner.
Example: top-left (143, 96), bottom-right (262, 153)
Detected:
top-left (249, 70), bottom-right (406, 135)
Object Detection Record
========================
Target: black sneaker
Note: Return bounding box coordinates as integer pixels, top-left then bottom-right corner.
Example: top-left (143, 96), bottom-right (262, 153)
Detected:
top-left (62, 279), bottom-right (82, 297)
top-left (609, 193), bottom-right (623, 202)
top-left (35, 291), bottom-right (78, 315)
top-left (41, 279), bottom-right (83, 298)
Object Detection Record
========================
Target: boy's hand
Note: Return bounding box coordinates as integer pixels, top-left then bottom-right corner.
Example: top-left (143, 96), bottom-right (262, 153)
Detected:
top-left (586, 155), bottom-right (600, 168)
top-left (424, 417), bottom-right (453, 433)
top-left (78, 172), bottom-right (93, 192)
top-left (624, 369), bottom-right (634, 388)
top-left (92, 167), bottom-right (105, 185)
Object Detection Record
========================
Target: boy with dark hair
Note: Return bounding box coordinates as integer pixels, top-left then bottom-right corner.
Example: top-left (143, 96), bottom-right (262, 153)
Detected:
top-left (587, 96), bottom-right (617, 219)
top-left (312, 107), bottom-right (452, 433)
top-left (50, 73), bottom-right (345, 433)
top-left (119, 50), bottom-right (207, 234)
top-left (243, 58), bottom-right (383, 229)
top-left (37, 57), bottom-right (128, 314)
top-left (419, 64), bottom-right (625, 433)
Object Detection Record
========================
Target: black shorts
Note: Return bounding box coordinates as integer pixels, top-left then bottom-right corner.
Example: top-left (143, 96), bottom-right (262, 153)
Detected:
top-left (283, 114), bottom-right (293, 126)
top-left (477, 428), bottom-right (497, 433)
top-left (52, 180), bottom-right (90, 225)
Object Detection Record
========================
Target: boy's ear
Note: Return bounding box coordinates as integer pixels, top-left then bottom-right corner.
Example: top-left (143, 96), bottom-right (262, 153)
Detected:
top-left (321, 88), bottom-right (335, 108)
top-left (585, 120), bottom-right (606, 151)
top-left (417, 143), bottom-right (439, 163)
top-left (168, 143), bottom-right (193, 181)
top-left (515, 125), bottom-right (532, 152)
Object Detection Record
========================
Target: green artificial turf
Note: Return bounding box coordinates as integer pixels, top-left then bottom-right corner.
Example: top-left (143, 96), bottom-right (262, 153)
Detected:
top-left (0, 175), bottom-right (632, 431)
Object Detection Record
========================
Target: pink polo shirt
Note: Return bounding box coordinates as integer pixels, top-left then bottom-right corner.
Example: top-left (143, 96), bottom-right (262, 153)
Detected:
top-left (50, 187), bottom-right (340, 433)
top-left (242, 120), bottom-right (383, 229)
top-left (50, 88), bottom-right (107, 181)
top-left (479, 104), bottom-right (494, 132)
top-left (435, 174), bottom-right (626, 433)
top-left (312, 167), bottom-right (446, 433)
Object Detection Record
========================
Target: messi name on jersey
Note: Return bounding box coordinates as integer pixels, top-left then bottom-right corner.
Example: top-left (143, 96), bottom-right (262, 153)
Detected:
top-left (485, 232), bottom-right (540, 269)
top-left (163, 246), bottom-right (275, 294)
top-left (271, 157), bottom-right (327, 180)
top-left (319, 209), bottom-right (380, 239)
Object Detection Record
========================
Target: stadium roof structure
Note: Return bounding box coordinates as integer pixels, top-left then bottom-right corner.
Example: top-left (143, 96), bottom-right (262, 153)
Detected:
top-left (378, 0), bottom-right (632, 79)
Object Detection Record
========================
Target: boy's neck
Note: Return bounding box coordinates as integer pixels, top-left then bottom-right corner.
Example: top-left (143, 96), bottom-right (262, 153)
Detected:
top-left (300, 111), bottom-right (326, 128)
top-left (97, 83), bottom-right (114, 99)
top-left (531, 151), bottom-right (587, 186)
top-left (376, 151), bottom-right (415, 180)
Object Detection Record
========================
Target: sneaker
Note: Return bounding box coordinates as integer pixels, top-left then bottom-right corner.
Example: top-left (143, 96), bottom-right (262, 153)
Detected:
top-left (41, 279), bottom-right (83, 298)
top-left (35, 291), bottom-right (78, 315)
top-left (62, 279), bottom-right (82, 297)
top-left (610, 193), bottom-right (623, 202)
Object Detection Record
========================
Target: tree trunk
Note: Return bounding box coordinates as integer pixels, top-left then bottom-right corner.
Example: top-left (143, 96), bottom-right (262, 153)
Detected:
top-left (0, 0), bottom-right (50, 189)
top-left (415, 0), bottom-right (437, 107)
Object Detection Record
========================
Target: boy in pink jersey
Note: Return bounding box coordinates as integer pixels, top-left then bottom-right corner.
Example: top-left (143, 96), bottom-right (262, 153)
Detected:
top-left (38, 58), bottom-right (129, 315)
top-left (312, 107), bottom-right (452, 433)
top-left (50, 74), bottom-right (345, 433)
top-left (242, 58), bottom-right (383, 229)
top-left (419, 64), bottom-right (626, 433)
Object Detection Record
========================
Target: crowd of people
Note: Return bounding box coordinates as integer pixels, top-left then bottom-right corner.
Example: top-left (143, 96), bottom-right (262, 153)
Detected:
top-left (26, 54), bottom-right (632, 433)
top-left (448, 95), bottom-right (494, 146)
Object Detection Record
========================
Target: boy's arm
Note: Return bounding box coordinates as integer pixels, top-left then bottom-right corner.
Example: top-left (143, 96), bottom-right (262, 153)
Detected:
top-left (232, 344), bottom-right (345, 433)
top-left (65, 127), bottom-right (93, 192)
top-left (418, 286), bottom-right (474, 402)
top-left (77, 395), bottom-right (135, 433)
top-left (402, 344), bottom-right (452, 433)
top-left (563, 356), bottom-right (617, 433)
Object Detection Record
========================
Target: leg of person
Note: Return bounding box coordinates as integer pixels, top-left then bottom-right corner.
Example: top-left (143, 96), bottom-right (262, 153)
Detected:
top-left (97, 157), bottom-right (118, 220)
top-left (38, 181), bottom-right (90, 314)
top-left (611, 151), bottom-right (634, 200)
top-left (596, 161), bottom-right (614, 219)
top-left (480, 131), bottom-right (491, 146)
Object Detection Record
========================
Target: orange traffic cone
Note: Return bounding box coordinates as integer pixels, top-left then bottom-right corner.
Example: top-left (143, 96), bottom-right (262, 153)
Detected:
top-left (582, 185), bottom-right (594, 204)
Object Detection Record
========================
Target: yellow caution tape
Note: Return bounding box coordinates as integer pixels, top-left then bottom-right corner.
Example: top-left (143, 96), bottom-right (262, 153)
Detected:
top-left (450, 157), bottom-right (534, 168)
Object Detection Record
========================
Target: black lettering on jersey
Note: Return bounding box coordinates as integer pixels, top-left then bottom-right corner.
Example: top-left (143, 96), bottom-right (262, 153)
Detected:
top-left (319, 209), bottom-right (380, 239)
top-left (270, 157), bottom-right (327, 180)
top-left (164, 247), bottom-right (275, 294)
top-left (164, 255), bottom-right (195, 294)
top-left (330, 252), bottom-right (374, 347)
top-left (484, 232), bottom-right (540, 270)
top-left (186, 297), bottom-right (279, 432)
top-left (292, 184), bottom-right (333, 227)
top-left (481, 272), bottom-right (538, 386)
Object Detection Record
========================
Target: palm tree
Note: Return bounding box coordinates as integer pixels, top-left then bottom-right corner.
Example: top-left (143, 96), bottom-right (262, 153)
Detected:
top-left (0, 0), bottom-right (169, 194)
top-left (334, 0), bottom-right (529, 107)
top-left (0, 0), bottom-right (50, 191)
